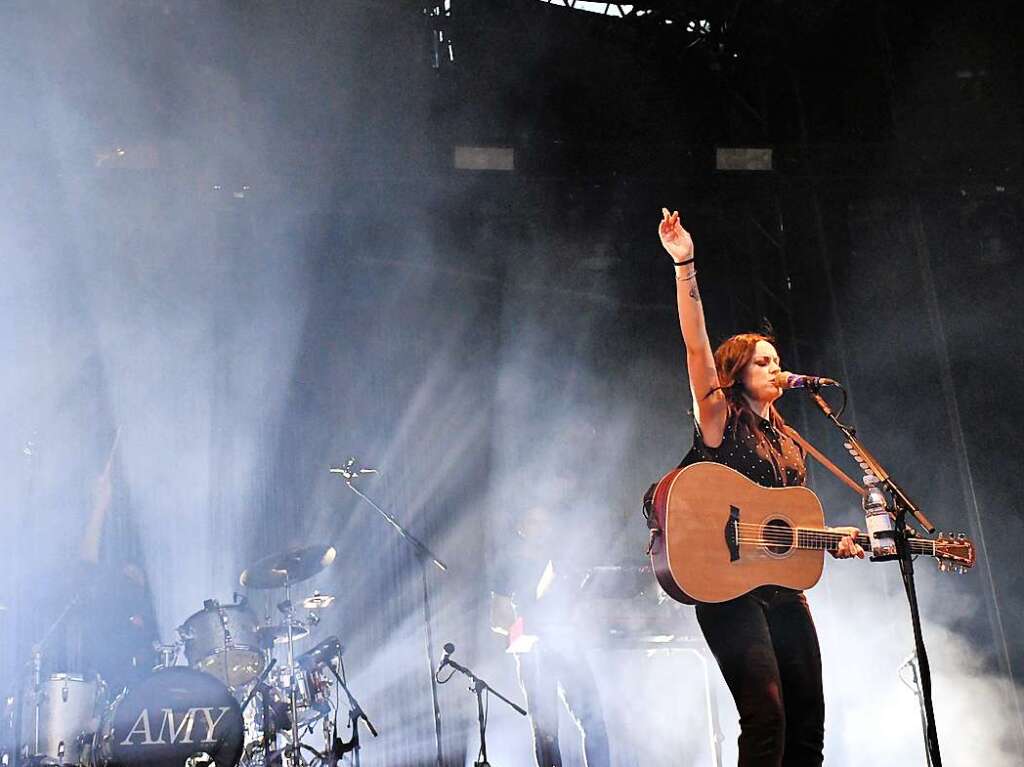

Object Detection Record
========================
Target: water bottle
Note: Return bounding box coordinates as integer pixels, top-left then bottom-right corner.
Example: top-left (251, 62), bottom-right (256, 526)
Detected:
top-left (862, 474), bottom-right (897, 560)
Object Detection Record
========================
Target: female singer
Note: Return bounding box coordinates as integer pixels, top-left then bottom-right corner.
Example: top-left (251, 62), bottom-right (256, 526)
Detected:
top-left (657, 208), bottom-right (863, 766)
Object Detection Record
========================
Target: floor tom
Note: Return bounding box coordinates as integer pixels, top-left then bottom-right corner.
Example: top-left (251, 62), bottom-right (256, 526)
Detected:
top-left (19, 672), bottom-right (106, 765)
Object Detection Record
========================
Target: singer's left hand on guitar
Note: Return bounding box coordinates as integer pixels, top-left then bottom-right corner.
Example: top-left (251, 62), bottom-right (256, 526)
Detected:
top-left (829, 527), bottom-right (865, 559)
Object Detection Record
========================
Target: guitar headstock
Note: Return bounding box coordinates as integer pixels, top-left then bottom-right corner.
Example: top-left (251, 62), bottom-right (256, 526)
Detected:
top-left (934, 532), bottom-right (975, 573)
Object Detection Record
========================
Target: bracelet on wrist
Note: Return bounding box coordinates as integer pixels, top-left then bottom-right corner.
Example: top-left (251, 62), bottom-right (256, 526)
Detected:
top-left (672, 257), bottom-right (695, 267)
top-left (675, 270), bottom-right (698, 282)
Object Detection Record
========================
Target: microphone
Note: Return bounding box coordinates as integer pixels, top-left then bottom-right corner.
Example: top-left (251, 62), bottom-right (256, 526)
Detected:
top-left (436, 642), bottom-right (455, 675)
top-left (774, 371), bottom-right (840, 390)
top-left (329, 457), bottom-right (379, 480)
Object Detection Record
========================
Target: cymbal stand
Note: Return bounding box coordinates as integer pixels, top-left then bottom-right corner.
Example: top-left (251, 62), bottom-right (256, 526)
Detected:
top-left (281, 580), bottom-right (302, 767)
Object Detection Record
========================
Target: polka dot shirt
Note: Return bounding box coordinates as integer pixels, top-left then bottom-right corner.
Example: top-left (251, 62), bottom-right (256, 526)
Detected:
top-left (679, 413), bottom-right (807, 488)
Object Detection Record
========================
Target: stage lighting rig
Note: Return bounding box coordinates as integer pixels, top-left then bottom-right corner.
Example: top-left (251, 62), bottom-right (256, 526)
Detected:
top-left (430, 1), bottom-right (742, 69)
top-left (532, 0), bottom-right (735, 32)
top-left (424, 0), bottom-right (456, 70)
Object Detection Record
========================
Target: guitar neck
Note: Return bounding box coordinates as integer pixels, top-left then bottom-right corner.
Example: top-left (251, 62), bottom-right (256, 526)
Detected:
top-left (797, 529), bottom-right (935, 557)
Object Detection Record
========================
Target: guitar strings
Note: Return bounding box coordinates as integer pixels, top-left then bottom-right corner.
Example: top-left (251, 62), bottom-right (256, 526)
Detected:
top-left (732, 532), bottom-right (933, 553)
top-left (728, 522), bottom-right (932, 553)
top-left (733, 538), bottom-right (936, 557)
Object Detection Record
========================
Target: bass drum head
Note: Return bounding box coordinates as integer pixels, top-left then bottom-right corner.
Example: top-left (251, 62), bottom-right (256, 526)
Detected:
top-left (102, 668), bottom-right (243, 767)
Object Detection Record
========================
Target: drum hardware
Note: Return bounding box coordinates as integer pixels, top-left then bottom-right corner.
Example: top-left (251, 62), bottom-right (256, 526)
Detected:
top-left (239, 546), bottom-right (338, 767)
top-left (238, 662), bottom-right (277, 716)
top-left (14, 590), bottom-right (89, 767)
top-left (265, 666), bottom-right (329, 732)
top-left (256, 624), bottom-right (309, 649)
top-left (89, 667), bottom-right (243, 767)
top-left (153, 643), bottom-right (182, 671)
top-left (232, 634), bottom-right (349, 767)
top-left (239, 544), bottom-right (339, 767)
top-left (279, 587), bottom-right (301, 767)
top-left (237, 660), bottom-right (283, 767)
top-left (295, 638), bottom-right (343, 673)
top-left (179, 597), bottom-right (265, 690)
top-left (299, 594), bottom-right (334, 611)
top-left (17, 673), bottom-right (105, 767)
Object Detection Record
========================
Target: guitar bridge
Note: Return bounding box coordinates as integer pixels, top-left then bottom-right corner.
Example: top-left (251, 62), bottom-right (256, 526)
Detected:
top-left (726, 506), bottom-right (740, 562)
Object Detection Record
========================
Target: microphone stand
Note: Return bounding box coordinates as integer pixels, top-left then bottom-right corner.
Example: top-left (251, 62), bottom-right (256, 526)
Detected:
top-left (898, 652), bottom-right (933, 767)
top-left (325, 663), bottom-right (378, 766)
top-left (804, 386), bottom-right (942, 766)
top-left (436, 653), bottom-right (526, 767)
top-left (239, 658), bottom-right (278, 713)
top-left (330, 461), bottom-right (447, 767)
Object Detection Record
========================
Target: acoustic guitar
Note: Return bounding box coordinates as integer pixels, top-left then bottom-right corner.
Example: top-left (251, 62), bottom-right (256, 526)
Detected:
top-left (648, 462), bottom-right (976, 605)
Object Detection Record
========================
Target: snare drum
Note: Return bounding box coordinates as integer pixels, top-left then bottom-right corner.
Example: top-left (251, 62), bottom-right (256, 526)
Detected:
top-left (19, 672), bottom-right (105, 765)
top-left (179, 602), bottom-right (264, 689)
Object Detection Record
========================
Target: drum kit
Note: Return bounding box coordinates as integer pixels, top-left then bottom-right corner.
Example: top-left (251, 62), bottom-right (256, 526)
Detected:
top-left (3, 544), bottom-right (374, 767)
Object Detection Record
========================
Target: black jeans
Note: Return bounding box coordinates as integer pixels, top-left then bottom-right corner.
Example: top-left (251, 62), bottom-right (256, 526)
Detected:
top-left (515, 645), bottom-right (610, 767)
top-left (696, 587), bottom-right (824, 767)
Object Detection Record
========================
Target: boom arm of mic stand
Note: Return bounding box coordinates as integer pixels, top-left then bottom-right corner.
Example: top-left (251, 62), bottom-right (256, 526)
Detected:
top-left (325, 664), bottom-right (378, 737)
top-left (444, 658), bottom-right (527, 717)
top-left (806, 388), bottom-right (935, 534)
top-left (334, 476), bottom-right (448, 572)
top-left (240, 659), bottom-right (277, 713)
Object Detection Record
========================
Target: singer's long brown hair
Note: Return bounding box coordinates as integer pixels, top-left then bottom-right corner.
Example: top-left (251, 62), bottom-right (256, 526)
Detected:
top-left (707, 332), bottom-right (796, 484)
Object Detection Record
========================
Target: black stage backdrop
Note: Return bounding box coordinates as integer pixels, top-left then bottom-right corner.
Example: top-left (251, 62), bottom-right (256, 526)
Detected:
top-left (2, 2), bottom-right (1021, 765)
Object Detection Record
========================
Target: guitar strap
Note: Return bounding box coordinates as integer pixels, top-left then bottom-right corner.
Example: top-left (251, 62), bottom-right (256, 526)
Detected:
top-left (642, 421), bottom-right (865, 536)
top-left (781, 425), bottom-right (865, 498)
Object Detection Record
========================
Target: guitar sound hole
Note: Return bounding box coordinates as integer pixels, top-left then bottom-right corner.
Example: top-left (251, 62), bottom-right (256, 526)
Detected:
top-left (763, 518), bottom-right (794, 555)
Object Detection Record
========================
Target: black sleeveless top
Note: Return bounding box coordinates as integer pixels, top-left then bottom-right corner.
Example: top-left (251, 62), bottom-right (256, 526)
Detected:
top-left (680, 413), bottom-right (806, 488)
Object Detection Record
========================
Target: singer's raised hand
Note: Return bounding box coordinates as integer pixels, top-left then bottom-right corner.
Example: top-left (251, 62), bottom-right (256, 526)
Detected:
top-left (829, 526), bottom-right (865, 559)
top-left (658, 208), bottom-right (694, 263)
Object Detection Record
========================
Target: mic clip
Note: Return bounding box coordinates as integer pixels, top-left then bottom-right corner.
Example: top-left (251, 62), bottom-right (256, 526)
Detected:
top-left (329, 457), bottom-right (378, 481)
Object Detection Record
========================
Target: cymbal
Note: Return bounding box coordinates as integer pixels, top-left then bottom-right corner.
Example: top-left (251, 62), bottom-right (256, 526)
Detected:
top-left (258, 622), bottom-right (310, 647)
top-left (302, 593), bottom-right (335, 610)
top-left (240, 545), bottom-right (336, 589)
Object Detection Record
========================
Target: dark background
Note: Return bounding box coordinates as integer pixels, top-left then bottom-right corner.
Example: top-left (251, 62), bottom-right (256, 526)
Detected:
top-left (2, 1), bottom-right (1021, 764)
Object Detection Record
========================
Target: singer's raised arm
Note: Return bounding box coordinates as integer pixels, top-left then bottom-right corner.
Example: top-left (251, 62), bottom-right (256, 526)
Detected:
top-left (657, 209), bottom-right (727, 447)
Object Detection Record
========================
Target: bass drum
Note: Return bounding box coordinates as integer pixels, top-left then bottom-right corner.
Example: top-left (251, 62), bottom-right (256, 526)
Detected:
top-left (91, 668), bottom-right (243, 767)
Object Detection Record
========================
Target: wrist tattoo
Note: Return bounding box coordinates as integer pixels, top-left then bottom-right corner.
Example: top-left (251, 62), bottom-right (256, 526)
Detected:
top-left (688, 282), bottom-right (700, 302)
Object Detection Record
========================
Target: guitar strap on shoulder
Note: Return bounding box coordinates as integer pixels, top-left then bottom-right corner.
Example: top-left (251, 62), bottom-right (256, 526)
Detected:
top-left (781, 424), bottom-right (866, 498)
